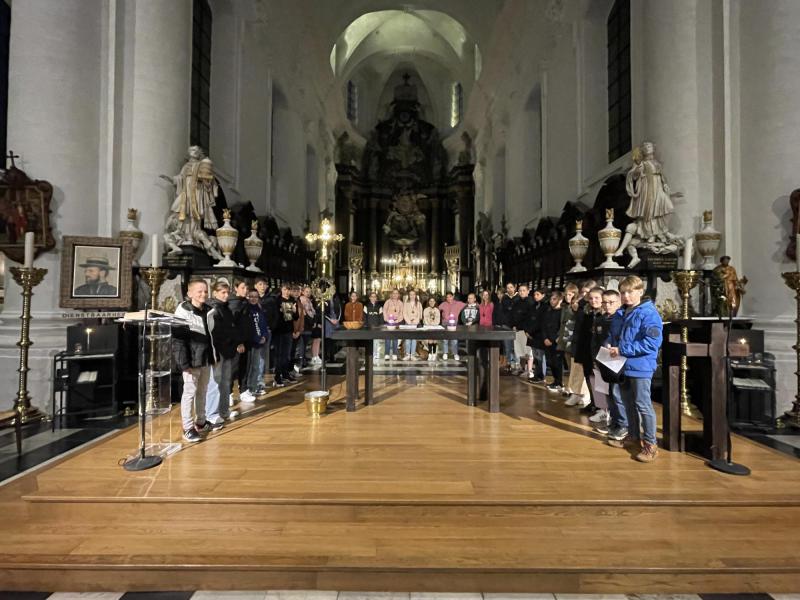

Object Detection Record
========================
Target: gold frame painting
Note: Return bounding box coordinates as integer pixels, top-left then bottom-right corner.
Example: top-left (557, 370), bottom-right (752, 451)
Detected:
top-left (59, 236), bottom-right (134, 309)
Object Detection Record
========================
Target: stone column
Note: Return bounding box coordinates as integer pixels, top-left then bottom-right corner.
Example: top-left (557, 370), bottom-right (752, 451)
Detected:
top-left (0, 0), bottom-right (105, 411)
top-left (120, 0), bottom-right (192, 257)
top-left (639, 0), bottom-right (704, 237)
top-left (737, 0), bottom-right (800, 411)
top-left (430, 198), bottom-right (440, 274)
top-left (369, 198), bottom-right (378, 273)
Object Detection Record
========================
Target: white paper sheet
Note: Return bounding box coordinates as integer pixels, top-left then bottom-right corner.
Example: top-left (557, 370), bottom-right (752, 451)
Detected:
top-left (592, 368), bottom-right (609, 395)
top-left (596, 346), bottom-right (627, 373)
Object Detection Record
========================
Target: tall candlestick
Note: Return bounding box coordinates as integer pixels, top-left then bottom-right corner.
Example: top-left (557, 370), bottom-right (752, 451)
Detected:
top-left (151, 234), bottom-right (160, 267)
top-left (683, 237), bottom-right (693, 270)
top-left (23, 232), bottom-right (34, 268)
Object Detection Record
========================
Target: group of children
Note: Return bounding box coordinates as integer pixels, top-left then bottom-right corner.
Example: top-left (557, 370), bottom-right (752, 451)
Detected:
top-left (172, 277), bottom-right (310, 443)
top-left (504, 275), bottom-right (662, 463)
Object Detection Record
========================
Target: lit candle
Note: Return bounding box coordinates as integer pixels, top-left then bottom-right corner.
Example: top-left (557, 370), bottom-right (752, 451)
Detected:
top-left (23, 231), bottom-right (34, 268)
top-left (683, 237), bottom-right (693, 270)
top-left (151, 234), bottom-right (160, 267)
top-left (796, 234), bottom-right (800, 272)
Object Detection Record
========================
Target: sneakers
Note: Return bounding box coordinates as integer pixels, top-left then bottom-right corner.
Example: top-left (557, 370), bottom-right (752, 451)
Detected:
top-left (608, 436), bottom-right (641, 449)
top-left (293, 364), bottom-right (300, 374)
top-left (588, 409), bottom-right (609, 424)
top-left (607, 426), bottom-right (629, 441)
top-left (402, 355), bottom-right (412, 361)
top-left (207, 415), bottom-right (225, 426)
top-left (442, 353), bottom-right (448, 361)
top-left (579, 402), bottom-right (597, 415)
top-left (635, 442), bottom-right (659, 463)
top-left (311, 356), bottom-right (322, 365)
top-left (391, 354), bottom-right (398, 361)
top-left (453, 354), bottom-right (460, 361)
top-left (273, 377), bottom-right (285, 387)
top-left (183, 428), bottom-right (202, 443)
top-left (239, 390), bottom-right (256, 403)
top-left (593, 423), bottom-right (610, 435)
top-left (195, 421), bottom-right (212, 434)
top-left (286, 372), bottom-right (299, 382)
top-left (546, 384), bottom-right (562, 393)
top-left (384, 354), bottom-right (390, 361)
top-left (228, 410), bottom-right (239, 419)
top-left (565, 393), bottom-right (583, 406)
top-left (210, 420), bottom-right (224, 431)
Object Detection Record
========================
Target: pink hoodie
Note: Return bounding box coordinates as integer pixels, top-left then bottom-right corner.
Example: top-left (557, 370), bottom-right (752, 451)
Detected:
top-left (438, 299), bottom-right (465, 325)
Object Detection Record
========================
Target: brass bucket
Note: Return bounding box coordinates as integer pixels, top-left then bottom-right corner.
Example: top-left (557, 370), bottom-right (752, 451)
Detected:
top-left (305, 390), bottom-right (329, 418)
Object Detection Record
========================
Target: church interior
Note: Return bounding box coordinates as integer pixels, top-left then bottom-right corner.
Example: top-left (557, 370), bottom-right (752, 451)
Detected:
top-left (0, 0), bottom-right (800, 597)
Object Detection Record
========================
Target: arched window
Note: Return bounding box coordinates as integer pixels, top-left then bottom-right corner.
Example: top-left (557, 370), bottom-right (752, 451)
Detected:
top-left (346, 80), bottom-right (358, 124)
top-left (190, 0), bottom-right (212, 152)
top-left (450, 82), bottom-right (463, 128)
top-left (607, 0), bottom-right (631, 163)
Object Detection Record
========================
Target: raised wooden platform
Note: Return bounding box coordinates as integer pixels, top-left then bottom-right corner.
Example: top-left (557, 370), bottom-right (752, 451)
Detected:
top-left (1, 373), bottom-right (799, 593)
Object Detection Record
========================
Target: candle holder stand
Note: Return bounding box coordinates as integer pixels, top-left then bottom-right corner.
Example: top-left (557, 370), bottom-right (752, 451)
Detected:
top-left (671, 269), bottom-right (702, 419)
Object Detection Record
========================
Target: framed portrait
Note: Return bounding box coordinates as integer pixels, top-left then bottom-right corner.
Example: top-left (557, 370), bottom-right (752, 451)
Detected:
top-left (59, 236), bottom-right (134, 309)
top-left (0, 162), bottom-right (56, 263)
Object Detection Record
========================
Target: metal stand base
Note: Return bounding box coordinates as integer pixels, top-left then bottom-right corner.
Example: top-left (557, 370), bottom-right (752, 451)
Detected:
top-left (707, 459), bottom-right (751, 476)
top-left (123, 454), bottom-right (163, 471)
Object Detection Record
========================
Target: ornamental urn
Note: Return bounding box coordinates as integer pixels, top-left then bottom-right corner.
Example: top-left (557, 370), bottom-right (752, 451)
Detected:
top-left (214, 208), bottom-right (238, 268)
top-left (568, 219), bottom-right (589, 273)
top-left (695, 210), bottom-right (722, 270)
top-left (119, 208), bottom-right (144, 266)
top-left (597, 209), bottom-right (622, 269)
top-left (244, 220), bottom-right (263, 272)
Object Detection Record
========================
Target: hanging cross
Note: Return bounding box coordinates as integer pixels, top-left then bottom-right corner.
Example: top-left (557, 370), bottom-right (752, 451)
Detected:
top-left (5, 150), bottom-right (19, 169)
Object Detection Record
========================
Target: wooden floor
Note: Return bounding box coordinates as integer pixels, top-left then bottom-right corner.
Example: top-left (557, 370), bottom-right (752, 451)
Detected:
top-left (1, 373), bottom-right (799, 593)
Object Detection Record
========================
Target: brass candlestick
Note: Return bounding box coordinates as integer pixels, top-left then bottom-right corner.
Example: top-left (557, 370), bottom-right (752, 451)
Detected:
top-left (781, 271), bottom-right (800, 428)
top-left (140, 267), bottom-right (167, 310)
top-left (139, 267), bottom-right (167, 413)
top-left (8, 266), bottom-right (48, 455)
top-left (672, 270), bottom-right (702, 419)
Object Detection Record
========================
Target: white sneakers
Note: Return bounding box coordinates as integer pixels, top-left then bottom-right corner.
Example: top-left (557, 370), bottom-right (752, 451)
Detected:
top-left (239, 390), bottom-right (256, 403)
top-left (453, 354), bottom-right (460, 361)
top-left (589, 409), bottom-right (610, 424)
top-left (402, 355), bottom-right (412, 361)
top-left (310, 356), bottom-right (322, 365)
top-left (442, 353), bottom-right (448, 361)
top-left (564, 393), bottom-right (583, 406)
top-left (427, 353), bottom-right (437, 362)
top-left (391, 354), bottom-right (398, 361)
top-left (384, 354), bottom-right (390, 361)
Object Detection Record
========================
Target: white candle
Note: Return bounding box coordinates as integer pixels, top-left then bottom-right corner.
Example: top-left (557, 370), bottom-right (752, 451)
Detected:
top-left (151, 234), bottom-right (160, 267)
top-left (796, 234), bottom-right (800, 272)
top-left (683, 237), bottom-right (693, 270)
top-left (23, 231), bottom-right (34, 268)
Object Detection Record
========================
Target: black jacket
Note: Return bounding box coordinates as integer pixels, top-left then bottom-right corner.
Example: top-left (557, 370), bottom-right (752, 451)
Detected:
top-left (525, 299), bottom-right (547, 338)
top-left (364, 301), bottom-right (383, 328)
top-left (207, 299), bottom-right (242, 361)
top-left (509, 295), bottom-right (534, 330)
top-left (172, 300), bottom-right (213, 371)
top-left (573, 299), bottom-right (599, 368)
top-left (590, 311), bottom-right (614, 366)
top-left (496, 293), bottom-right (518, 328)
top-left (260, 293), bottom-right (279, 332)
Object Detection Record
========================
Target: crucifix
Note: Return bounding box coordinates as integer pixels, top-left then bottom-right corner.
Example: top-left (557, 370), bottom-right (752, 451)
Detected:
top-left (5, 150), bottom-right (20, 169)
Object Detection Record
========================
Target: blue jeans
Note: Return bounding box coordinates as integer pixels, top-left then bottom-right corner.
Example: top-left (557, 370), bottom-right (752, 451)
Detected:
top-left (532, 348), bottom-right (547, 379)
top-left (245, 345), bottom-right (267, 392)
top-left (620, 376), bottom-right (657, 444)
top-left (206, 357), bottom-right (234, 421)
top-left (406, 339), bottom-right (417, 356)
top-left (503, 338), bottom-right (516, 365)
top-left (385, 338), bottom-right (398, 356)
top-left (606, 382), bottom-right (628, 430)
top-left (442, 339), bottom-right (458, 356)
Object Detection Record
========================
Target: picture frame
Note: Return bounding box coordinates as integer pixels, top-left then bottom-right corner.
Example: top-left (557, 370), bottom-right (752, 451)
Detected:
top-left (59, 236), bottom-right (135, 309)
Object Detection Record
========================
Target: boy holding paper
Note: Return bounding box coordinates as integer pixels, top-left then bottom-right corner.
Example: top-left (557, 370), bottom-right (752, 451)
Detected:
top-left (606, 275), bottom-right (663, 463)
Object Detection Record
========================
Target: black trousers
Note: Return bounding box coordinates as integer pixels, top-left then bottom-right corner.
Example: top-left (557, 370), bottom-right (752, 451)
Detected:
top-left (274, 332), bottom-right (293, 380)
top-left (545, 347), bottom-right (563, 386)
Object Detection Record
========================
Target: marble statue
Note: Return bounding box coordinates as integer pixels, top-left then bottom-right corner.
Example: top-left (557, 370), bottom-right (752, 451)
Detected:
top-left (335, 131), bottom-right (360, 167)
top-left (457, 131), bottom-right (474, 165)
top-left (711, 256), bottom-right (748, 317)
top-left (615, 141), bottom-right (683, 267)
top-left (160, 146), bottom-right (223, 259)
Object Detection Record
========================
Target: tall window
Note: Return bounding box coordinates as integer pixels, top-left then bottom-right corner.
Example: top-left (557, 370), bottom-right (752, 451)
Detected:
top-left (191, 0), bottom-right (212, 152)
top-left (450, 82), bottom-right (463, 128)
top-left (0, 0), bottom-right (10, 163)
top-left (346, 80), bottom-right (358, 123)
top-left (607, 0), bottom-right (631, 163)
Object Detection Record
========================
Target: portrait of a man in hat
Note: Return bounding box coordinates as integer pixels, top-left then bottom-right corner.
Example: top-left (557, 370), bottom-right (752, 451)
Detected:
top-left (72, 250), bottom-right (119, 297)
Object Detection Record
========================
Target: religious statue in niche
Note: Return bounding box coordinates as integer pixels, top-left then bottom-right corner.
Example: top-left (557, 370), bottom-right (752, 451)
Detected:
top-left (383, 191), bottom-right (426, 248)
top-left (335, 131), bottom-right (360, 167)
top-left (615, 141), bottom-right (684, 268)
top-left (161, 146), bottom-right (223, 259)
top-left (710, 255), bottom-right (748, 317)
top-left (458, 131), bottom-right (474, 166)
top-left (787, 188), bottom-right (800, 262)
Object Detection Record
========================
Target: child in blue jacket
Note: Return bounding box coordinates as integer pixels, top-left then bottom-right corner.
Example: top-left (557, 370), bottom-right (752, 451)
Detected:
top-left (606, 275), bottom-right (663, 463)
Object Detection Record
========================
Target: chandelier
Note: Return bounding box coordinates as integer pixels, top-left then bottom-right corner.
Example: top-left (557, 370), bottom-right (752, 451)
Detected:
top-left (377, 250), bottom-right (431, 293)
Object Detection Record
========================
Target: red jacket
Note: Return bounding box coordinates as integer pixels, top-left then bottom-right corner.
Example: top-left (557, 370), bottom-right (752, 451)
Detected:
top-left (479, 302), bottom-right (494, 326)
